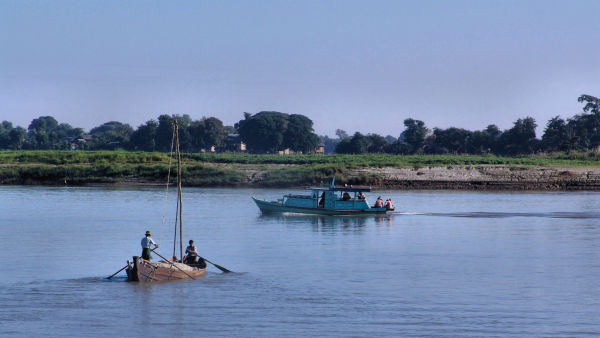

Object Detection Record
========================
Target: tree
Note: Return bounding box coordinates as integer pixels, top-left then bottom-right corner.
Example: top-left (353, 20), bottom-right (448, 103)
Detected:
top-left (335, 137), bottom-right (353, 154)
top-left (129, 120), bottom-right (158, 152)
top-left (237, 111), bottom-right (288, 153)
top-left (89, 121), bottom-right (134, 150)
top-left (349, 132), bottom-right (372, 154)
top-left (541, 116), bottom-right (569, 152)
top-left (0, 121), bottom-right (13, 149)
top-left (236, 111), bottom-right (318, 153)
top-left (8, 127), bottom-right (26, 150)
top-left (25, 116), bottom-right (82, 149)
top-left (335, 129), bottom-right (349, 140)
top-left (468, 125), bottom-right (501, 154)
top-left (384, 135), bottom-right (397, 144)
top-left (578, 94), bottom-right (600, 115)
top-left (429, 127), bottom-right (472, 154)
top-left (367, 133), bottom-right (388, 153)
top-left (498, 117), bottom-right (539, 155)
top-left (283, 114), bottom-right (319, 153)
top-left (154, 114), bottom-right (192, 152)
top-left (189, 117), bottom-right (227, 152)
top-left (26, 116), bottom-right (59, 149)
top-left (400, 118), bottom-right (429, 154)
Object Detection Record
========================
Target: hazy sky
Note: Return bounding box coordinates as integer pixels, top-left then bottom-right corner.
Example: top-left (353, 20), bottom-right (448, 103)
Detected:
top-left (1, 0), bottom-right (599, 137)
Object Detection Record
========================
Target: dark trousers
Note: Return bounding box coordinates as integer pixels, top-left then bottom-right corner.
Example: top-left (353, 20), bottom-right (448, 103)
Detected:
top-left (141, 248), bottom-right (152, 260)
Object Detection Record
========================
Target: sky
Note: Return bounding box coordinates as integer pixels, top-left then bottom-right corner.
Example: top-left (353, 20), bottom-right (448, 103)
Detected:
top-left (1, 0), bottom-right (599, 137)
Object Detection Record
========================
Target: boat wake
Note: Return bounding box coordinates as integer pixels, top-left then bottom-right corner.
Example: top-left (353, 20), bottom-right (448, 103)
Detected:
top-left (395, 211), bottom-right (600, 219)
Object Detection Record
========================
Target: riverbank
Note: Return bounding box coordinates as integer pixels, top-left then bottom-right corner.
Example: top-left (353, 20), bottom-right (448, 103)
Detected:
top-left (214, 164), bottom-right (600, 190)
top-left (2, 150), bottom-right (600, 190)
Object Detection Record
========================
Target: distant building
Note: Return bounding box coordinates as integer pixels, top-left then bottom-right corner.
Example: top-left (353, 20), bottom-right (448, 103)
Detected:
top-left (70, 135), bottom-right (92, 150)
top-left (201, 145), bottom-right (217, 153)
top-left (225, 134), bottom-right (246, 152)
top-left (314, 145), bottom-right (325, 154)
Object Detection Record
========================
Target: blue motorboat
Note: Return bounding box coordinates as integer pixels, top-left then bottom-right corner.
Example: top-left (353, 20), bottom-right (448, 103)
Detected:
top-left (252, 178), bottom-right (393, 215)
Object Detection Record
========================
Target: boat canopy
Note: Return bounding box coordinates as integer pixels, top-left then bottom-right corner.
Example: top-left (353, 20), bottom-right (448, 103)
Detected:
top-left (307, 186), bottom-right (372, 192)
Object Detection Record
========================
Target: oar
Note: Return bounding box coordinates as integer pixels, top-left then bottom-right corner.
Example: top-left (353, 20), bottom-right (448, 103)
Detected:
top-left (151, 248), bottom-right (197, 280)
top-left (201, 257), bottom-right (232, 273)
top-left (106, 264), bottom-right (129, 279)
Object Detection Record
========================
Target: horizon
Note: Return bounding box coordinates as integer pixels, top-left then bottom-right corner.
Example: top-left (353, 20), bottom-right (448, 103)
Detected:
top-left (2, 1), bottom-right (599, 137)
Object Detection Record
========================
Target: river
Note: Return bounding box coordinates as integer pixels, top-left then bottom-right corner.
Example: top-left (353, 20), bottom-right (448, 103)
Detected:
top-left (1, 186), bottom-right (599, 337)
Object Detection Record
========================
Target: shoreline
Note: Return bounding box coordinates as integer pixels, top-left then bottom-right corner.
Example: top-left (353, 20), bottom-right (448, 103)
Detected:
top-left (4, 164), bottom-right (600, 191)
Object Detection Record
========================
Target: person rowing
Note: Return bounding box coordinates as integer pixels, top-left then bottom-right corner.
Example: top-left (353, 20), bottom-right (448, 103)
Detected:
top-left (141, 230), bottom-right (159, 261)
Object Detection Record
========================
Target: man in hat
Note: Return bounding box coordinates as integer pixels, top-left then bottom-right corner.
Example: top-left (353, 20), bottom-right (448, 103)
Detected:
top-left (141, 230), bottom-right (159, 261)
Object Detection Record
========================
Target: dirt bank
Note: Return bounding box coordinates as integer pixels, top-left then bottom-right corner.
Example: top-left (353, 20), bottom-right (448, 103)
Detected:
top-left (352, 165), bottom-right (600, 190)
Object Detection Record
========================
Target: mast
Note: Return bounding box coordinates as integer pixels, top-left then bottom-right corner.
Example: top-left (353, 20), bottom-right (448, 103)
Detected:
top-left (174, 120), bottom-right (184, 262)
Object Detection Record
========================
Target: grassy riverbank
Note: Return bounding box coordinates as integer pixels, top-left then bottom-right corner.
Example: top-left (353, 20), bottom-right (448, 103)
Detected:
top-left (1, 150), bottom-right (600, 188)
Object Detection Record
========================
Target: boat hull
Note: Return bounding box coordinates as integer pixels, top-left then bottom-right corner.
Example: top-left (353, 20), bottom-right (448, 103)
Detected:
top-left (126, 257), bottom-right (206, 282)
top-left (253, 197), bottom-right (389, 215)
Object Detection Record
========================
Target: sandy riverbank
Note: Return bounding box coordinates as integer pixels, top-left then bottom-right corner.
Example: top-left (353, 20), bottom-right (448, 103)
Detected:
top-left (353, 165), bottom-right (600, 190)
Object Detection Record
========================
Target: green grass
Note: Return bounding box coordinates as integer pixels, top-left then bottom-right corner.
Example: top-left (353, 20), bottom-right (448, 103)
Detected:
top-left (0, 150), bottom-right (599, 186)
top-left (187, 152), bottom-right (600, 167)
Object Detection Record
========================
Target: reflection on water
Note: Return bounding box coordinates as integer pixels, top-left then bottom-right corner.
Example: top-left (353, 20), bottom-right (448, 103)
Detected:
top-left (258, 213), bottom-right (397, 230)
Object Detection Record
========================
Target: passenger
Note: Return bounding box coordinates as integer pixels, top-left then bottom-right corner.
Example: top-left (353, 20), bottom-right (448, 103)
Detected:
top-left (319, 192), bottom-right (325, 207)
top-left (374, 196), bottom-right (384, 208)
top-left (358, 192), bottom-right (366, 200)
top-left (185, 240), bottom-right (199, 264)
top-left (385, 198), bottom-right (394, 210)
top-left (342, 192), bottom-right (351, 201)
top-left (141, 230), bottom-right (159, 261)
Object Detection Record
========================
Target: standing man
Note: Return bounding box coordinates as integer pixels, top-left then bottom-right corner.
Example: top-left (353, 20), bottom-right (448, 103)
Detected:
top-left (141, 230), bottom-right (159, 261)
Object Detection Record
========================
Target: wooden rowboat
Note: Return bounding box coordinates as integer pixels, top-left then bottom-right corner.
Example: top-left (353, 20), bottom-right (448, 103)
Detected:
top-left (126, 256), bottom-right (206, 282)
top-left (125, 120), bottom-right (207, 282)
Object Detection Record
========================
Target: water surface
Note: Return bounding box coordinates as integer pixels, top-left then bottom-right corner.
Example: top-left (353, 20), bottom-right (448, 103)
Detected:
top-left (1, 187), bottom-right (599, 337)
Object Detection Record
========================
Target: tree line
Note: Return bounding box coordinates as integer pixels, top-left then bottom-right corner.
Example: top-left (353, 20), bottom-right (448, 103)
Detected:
top-left (0, 94), bottom-right (598, 155)
top-left (328, 94), bottom-right (600, 155)
top-left (0, 111), bottom-right (320, 153)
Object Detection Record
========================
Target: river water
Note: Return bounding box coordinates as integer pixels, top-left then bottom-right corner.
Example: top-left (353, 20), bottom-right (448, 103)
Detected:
top-left (1, 186), bottom-right (599, 337)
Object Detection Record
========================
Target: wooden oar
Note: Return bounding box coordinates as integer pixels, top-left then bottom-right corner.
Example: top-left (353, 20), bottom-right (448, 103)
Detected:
top-left (201, 257), bottom-right (232, 273)
top-left (106, 264), bottom-right (129, 279)
top-left (151, 248), bottom-right (197, 280)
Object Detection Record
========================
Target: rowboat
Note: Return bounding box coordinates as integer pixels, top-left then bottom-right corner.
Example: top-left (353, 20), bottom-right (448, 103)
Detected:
top-left (252, 178), bottom-right (394, 216)
top-left (125, 121), bottom-right (207, 282)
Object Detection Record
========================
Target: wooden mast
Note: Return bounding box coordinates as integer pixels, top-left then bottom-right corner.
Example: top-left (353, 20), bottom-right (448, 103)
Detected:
top-left (174, 120), bottom-right (184, 262)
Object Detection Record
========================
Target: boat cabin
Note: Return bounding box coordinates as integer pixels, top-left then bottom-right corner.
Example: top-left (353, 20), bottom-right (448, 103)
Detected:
top-left (281, 186), bottom-right (372, 211)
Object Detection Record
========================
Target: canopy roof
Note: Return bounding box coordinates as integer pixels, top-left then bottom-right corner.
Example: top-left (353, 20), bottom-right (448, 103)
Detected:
top-left (308, 186), bottom-right (371, 192)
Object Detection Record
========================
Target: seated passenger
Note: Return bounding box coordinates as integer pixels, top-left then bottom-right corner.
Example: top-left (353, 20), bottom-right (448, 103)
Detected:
top-left (374, 196), bottom-right (384, 208)
top-left (358, 192), bottom-right (366, 200)
top-left (385, 199), bottom-right (394, 210)
top-left (342, 192), bottom-right (351, 201)
top-left (185, 239), bottom-right (199, 264)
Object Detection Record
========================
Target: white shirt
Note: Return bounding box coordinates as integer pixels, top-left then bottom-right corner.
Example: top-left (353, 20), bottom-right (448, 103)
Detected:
top-left (186, 245), bottom-right (198, 257)
top-left (141, 236), bottom-right (156, 249)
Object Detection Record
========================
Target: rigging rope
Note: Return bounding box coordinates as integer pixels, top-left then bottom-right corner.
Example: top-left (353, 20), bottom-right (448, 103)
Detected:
top-left (159, 124), bottom-right (176, 255)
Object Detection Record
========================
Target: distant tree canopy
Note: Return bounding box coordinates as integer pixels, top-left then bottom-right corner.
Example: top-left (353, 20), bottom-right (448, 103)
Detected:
top-left (3, 94), bottom-right (600, 155)
top-left (189, 117), bottom-right (227, 152)
top-left (25, 116), bottom-right (83, 150)
top-left (236, 111), bottom-right (319, 153)
top-left (333, 95), bottom-right (600, 155)
top-left (88, 121), bottom-right (134, 150)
